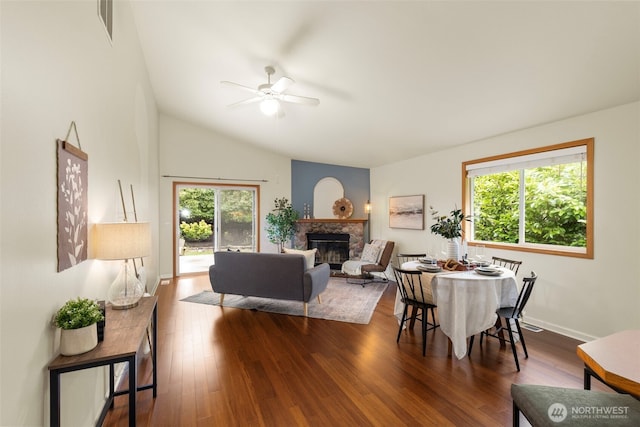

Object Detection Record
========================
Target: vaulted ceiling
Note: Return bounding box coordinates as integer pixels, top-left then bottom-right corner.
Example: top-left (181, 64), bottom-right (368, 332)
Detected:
top-left (131, 1), bottom-right (640, 168)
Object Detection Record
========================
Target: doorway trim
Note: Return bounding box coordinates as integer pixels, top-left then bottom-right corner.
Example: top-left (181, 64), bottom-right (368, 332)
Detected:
top-left (172, 181), bottom-right (261, 277)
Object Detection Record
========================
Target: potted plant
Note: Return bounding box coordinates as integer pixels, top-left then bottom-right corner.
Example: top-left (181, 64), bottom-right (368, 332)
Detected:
top-left (429, 206), bottom-right (471, 260)
top-left (265, 197), bottom-right (300, 253)
top-left (53, 297), bottom-right (105, 356)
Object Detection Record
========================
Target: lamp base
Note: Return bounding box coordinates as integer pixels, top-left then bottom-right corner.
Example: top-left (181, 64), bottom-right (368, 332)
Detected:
top-left (108, 260), bottom-right (144, 310)
top-left (110, 299), bottom-right (139, 310)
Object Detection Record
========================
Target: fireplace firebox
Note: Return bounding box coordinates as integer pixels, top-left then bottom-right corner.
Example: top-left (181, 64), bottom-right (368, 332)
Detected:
top-left (307, 233), bottom-right (350, 270)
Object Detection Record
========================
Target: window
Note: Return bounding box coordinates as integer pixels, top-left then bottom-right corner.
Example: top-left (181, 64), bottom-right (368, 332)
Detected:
top-left (462, 138), bottom-right (593, 258)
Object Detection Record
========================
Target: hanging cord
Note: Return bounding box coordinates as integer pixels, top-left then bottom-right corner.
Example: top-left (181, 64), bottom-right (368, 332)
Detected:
top-left (65, 121), bottom-right (82, 150)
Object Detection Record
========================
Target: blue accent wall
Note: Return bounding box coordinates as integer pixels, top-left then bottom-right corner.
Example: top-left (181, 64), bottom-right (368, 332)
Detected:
top-left (291, 160), bottom-right (370, 218)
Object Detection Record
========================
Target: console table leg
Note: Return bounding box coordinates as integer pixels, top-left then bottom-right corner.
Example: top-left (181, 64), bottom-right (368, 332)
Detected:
top-left (50, 371), bottom-right (61, 427)
top-left (128, 356), bottom-right (137, 426)
top-left (109, 363), bottom-right (115, 409)
top-left (152, 303), bottom-right (158, 397)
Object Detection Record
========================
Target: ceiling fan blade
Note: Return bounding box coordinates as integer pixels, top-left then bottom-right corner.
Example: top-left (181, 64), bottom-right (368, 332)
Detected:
top-left (227, 97), bottom-right (262, 108)
top-left (221, 81), bottom-right (261, 95)
top-left (280, 93), bottom-right (320, 106)
top-left (271, 76), bottom-right (294, 93)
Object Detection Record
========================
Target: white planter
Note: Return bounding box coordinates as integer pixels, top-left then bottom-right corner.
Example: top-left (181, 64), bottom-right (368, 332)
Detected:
top-left (447, 239), bottom-right (460, 261)
top-left (60, 324), bottom-right (98, 356)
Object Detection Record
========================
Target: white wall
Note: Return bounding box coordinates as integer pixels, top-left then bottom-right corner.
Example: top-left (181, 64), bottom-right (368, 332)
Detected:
top-left (371, 102), bottom-right (640, 341)
top-left (158, 114), bottom-right (292, 277)
top-left (0, 1), bottom-right (158, 426)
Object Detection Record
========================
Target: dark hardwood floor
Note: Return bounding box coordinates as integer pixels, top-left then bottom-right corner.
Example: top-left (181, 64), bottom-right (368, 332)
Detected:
top-left (104, 273), bottom-right (603, 426)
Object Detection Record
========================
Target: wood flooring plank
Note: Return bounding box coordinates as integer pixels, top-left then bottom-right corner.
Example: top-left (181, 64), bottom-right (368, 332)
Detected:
top-left (103, 273), bottom-right (596, 426)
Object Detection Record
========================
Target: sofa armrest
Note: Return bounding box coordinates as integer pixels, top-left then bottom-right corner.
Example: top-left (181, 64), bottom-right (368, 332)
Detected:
top-left (303, 263), bottom-right (330, 302)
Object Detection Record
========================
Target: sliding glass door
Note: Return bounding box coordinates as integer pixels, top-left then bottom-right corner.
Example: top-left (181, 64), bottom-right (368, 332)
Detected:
top-left (175, 183), bottom-right (258, 275)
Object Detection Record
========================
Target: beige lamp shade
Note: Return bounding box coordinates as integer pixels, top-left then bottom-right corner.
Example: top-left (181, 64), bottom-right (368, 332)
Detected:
top-left (94, 222), bottom-right (151, 260)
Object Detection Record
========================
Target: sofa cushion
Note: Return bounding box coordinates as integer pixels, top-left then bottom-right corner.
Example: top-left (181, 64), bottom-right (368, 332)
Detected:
top-left (361, 243), bottom-right (381, 263)
top-left (283, 248), bottom-right (317, 270)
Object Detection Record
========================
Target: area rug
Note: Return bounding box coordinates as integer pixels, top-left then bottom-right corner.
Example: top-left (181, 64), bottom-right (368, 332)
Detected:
top-left (180, 278), bottom-right (388, 324)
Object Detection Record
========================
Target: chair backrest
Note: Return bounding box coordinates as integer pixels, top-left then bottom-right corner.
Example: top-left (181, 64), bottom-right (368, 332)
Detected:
top-left (378, 241), bottom-right (395, 268)
top-left (510, 271), bottom-right (537, 318)
top-left (392, 266), bottom-right (428, 305)
top-left (492, 256), bottom-right (522, 275)
top-left (396, 253), bottom-right (426, 265)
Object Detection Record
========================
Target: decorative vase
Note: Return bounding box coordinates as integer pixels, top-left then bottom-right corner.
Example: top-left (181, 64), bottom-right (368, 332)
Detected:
top-left (447, 239), bottom-right (460, 261)
top-left (59, 324), bottom-right (98, 356)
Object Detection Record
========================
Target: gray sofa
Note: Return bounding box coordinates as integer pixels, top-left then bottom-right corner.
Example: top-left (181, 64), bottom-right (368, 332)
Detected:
top-left (208, 251), bottom-right (330, 316)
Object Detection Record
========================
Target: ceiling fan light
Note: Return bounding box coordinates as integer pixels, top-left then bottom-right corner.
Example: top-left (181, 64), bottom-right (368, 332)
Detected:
top-left (260, 98), bottom-right (280, 116)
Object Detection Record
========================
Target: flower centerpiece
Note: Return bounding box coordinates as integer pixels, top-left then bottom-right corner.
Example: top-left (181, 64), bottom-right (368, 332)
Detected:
top-left (54, 297), bottom-right (105, 355)
top-left (265, 197), bottom-right (300, 253)
top-left (429, 206), bottom-right (471, 260)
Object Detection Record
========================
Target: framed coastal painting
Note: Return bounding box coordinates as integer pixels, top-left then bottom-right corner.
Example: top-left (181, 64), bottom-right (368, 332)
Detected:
top-left (389, 195), bottom-right (424, 230)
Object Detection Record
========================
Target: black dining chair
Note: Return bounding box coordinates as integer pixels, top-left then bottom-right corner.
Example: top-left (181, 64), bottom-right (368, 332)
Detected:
top-left (469, 271), bottom-right (538, 371)
top-left (392, 265), bottom-right (438, 356)
top-left (396, 253), bottom-right (427, 264)
top-left (491, 256), bottom-right (523, 275)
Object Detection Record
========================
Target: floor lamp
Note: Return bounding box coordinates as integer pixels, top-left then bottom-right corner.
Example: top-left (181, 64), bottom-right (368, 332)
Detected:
top-left (94, 222), bottom-right (151, 309)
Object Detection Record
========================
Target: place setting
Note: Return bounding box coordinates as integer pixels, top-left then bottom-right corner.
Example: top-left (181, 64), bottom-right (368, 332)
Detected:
top-left (473, 266), bottom-right (504, 276)
top-left (416, 253), bottom-right (442, 272)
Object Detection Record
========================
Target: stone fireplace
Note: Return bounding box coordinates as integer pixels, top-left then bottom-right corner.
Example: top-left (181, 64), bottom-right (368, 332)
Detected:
top-left (294, 219), bottom-right (367, 269)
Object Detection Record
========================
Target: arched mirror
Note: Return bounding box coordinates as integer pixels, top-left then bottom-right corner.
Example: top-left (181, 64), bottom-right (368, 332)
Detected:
top-left (313, 177), bottom-right (344, 218)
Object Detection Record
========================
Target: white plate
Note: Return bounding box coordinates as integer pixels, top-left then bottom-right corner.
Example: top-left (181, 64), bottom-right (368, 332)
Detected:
top-left (475, 268), bottom-right (503, 276)
top-left (417, 265), bottom-right (441, 273)
top-left (472, 260), bottom-right (491, 267)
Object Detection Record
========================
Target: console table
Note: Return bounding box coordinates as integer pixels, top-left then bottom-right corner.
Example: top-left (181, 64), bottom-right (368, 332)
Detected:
top-left (48, 296), bottom-right (158, 427)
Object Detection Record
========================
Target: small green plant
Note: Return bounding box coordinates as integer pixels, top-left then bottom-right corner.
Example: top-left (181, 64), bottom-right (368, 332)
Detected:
top-left (180, 220), bottom-right (213, 242)
top-left (54, 298), bottom-right (104, 330)
top-left (430, 206), bottom-right (472, 239)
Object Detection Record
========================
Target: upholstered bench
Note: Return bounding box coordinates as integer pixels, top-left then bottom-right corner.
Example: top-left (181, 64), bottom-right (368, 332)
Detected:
top-left (511, 384), bottom-right (640, 426)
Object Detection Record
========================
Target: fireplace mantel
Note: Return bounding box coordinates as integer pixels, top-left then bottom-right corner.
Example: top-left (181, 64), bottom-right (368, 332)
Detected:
top-left (297, 218), bottom-right (368, 224)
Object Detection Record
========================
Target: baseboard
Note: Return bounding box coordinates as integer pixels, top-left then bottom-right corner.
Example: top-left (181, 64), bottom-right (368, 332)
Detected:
top-left (523, 316), bottom-right (597, 343)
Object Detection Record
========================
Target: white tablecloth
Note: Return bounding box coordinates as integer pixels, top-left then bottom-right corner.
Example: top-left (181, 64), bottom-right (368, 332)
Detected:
top-left (394, 262), bottom-right (518, 359)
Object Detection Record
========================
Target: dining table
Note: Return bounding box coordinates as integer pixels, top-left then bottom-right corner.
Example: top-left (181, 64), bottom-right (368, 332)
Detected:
top-left (395, 261), bottom-right (519, 359)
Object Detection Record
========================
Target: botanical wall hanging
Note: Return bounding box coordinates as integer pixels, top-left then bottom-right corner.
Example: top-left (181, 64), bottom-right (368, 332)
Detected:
top-left (56, 122), bottom-right (88, 272)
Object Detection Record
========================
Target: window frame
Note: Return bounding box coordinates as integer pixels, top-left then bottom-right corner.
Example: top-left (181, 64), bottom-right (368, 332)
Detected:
top-left (461, 138), bottom-right (594, 259)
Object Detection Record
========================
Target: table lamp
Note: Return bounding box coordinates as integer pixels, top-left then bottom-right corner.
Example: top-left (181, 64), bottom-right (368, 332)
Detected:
top-left (94, 222), bottom-right (150, 309)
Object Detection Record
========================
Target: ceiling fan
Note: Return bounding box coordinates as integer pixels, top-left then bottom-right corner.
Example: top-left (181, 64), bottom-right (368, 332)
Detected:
top-left (221, 66), bottom-right (320, 117)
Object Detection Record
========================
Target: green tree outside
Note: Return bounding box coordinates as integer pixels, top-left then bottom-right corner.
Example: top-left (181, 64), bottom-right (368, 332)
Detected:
top-left (473, 163), bottom-right (586, 247)
top-left (179, 188), bottom-right (214, 225)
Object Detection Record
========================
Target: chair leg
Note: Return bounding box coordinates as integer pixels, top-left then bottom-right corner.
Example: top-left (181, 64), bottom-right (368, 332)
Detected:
top-left (421, 310), bottom-right (428, 356)
top-left (429, 307), bottom-right (438, 329)
top-left (514, 319), bottom-right (528, 359)
top-left (506, 323), bottom-right (520, 371)
top-left (397, 305), bottom-right (409, 343)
